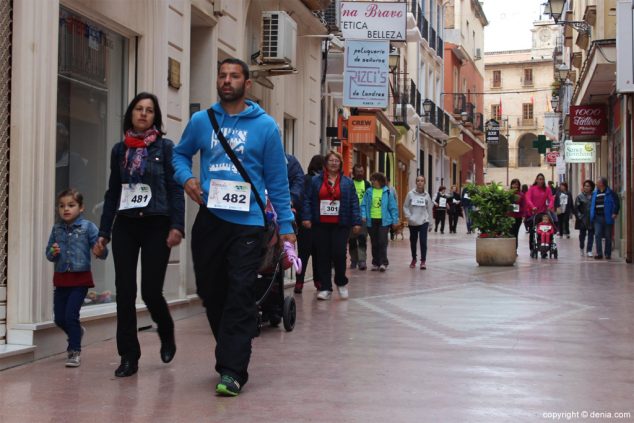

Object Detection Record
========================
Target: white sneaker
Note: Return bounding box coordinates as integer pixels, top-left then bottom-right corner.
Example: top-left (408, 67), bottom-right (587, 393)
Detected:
top-left (587, 252), bottom-right (593, 257)
top-left (379, 265), bottom-right (387, 272)
top-left (337, 286), bottom-right (349, 300)
top-left (65, 351), bottom-right (81, 367)
top-left (580, 249), bottom-right (585, 257)
top-left (316, 290), bottom-right (332, 301)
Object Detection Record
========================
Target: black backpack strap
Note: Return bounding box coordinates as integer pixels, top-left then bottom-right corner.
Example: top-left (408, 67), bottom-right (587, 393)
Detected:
top-left (207, 108), bottom-right (267, 219)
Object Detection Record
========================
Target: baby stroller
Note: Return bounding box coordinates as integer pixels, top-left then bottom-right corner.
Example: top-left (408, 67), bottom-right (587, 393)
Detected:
top-left (255, 254), bottom-right (297, 335)
top-left (528, 212), bottom-right (558, 259)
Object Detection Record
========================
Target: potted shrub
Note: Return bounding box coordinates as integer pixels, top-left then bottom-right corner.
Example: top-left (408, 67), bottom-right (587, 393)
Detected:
top-left (465, 182), bottom-right (517, 266)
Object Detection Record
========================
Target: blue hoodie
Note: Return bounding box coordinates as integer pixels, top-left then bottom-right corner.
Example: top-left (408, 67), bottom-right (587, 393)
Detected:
top-left (172, 101), bottom-right (294, 234)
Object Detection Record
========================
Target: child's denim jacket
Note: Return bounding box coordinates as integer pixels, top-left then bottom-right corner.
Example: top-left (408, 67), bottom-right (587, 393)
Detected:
top-left (45, 216), bottom-right (107, 272)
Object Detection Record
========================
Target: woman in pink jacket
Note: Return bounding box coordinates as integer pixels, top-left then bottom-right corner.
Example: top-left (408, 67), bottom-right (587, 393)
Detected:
top-left (524, 173), bottom-right (554, 252)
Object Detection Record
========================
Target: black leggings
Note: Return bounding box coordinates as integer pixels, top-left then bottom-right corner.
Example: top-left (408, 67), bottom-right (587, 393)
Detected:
top-left (112, 215), bottom-right (174, 361)
top-left (434, 210), bottom-right (446, 233)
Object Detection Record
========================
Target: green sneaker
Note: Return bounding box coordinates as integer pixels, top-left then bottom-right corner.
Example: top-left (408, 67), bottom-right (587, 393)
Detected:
top-left (216, 375), bottom-right (241, 396)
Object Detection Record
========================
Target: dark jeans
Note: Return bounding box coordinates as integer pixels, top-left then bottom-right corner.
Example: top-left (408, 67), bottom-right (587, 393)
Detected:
top-left (112, 215), bottom-right (174, 361)
top-left (558, 214), bottom-right (570, 235)
top-left (511, 217), bottom-right (523, 249)
top-left (368, 219), bottom-right (389, 266)
top-left (312, 223), bottom-right (349, 291)
top-left (434, 209), bottom-right (446, 233)
top-left (579, 227), bottom-right (595, 252)
top-left (191, 207), bottom-right (264, 386)
top-left (448, 211), bottom-right (459, 233)
top-left (464, 206), bottom-right (473, 233)
top-left (409, 223), bottom-right (429, 261)
top-left (594, 215), bottom-right (613, 258)
top-left (295, 225), bottom-right (317, 284)
top-left (348, 226), bottom-right (368, 264)
top-left (54, 286), bottom-right (88, 352)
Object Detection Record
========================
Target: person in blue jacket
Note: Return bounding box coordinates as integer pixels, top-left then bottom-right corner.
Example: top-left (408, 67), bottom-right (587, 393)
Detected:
top-left (590, 177), bottom-right (620, 260)
top-left (302, 151), bottom-right (361, 301)
top-left (172, 58), bottom-right (296, 397)
top-left (361, 172), bottom-right (399, 272)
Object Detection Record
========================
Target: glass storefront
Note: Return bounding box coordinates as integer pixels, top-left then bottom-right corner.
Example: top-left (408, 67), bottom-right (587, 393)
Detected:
top-left (56, 8), bottom-right (128, 306)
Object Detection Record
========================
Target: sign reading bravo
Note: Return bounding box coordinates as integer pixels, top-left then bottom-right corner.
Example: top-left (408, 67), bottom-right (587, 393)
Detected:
top-left (569, 105), bottom-right (607, 137)
top-left (340, 1), bottom-right (407, 41)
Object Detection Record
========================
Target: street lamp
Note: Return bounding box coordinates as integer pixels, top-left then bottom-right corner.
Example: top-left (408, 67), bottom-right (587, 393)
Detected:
top-left (388, 48), bottom-right (400, 73)
top-left (550, 95), bottom-right (560, 112)
top-left (422, 99), bottom-right (433, 116)
top-left (544, 0), bottom-right (591, 35)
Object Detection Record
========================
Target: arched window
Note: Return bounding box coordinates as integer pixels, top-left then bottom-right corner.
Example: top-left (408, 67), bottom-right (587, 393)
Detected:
top-left (518, 133), bottom-right (541, 167)
top-left (487, 135), bottom-right (508, 167)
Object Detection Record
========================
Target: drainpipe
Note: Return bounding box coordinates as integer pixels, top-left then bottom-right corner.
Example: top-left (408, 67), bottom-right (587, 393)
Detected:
top-left (627, 94), bottom-right (633, 263)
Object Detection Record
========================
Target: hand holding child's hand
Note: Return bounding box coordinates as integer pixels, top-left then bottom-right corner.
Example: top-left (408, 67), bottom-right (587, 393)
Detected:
top-left (166, 229), bottom-right (183, 248)
top-left (50, 243), bottom-right (60, 257)
top-left (92, 237), bottom-right (108, 258)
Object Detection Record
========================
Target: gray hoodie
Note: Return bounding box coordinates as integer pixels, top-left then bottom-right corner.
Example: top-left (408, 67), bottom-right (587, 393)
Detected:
top-left (403, 189), bottom-right (433, 226)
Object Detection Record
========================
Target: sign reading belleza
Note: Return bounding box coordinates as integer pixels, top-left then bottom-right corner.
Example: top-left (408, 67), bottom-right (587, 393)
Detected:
top-left (569, 105), bottom-right (607, 137)
top-left (340, 1), bottom-right (407, 41)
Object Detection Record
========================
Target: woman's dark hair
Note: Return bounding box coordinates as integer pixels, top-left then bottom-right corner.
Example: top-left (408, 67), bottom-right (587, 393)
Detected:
top-left (439, 185), bottom-right (446, 192)
top-left (559, 181), bottom-right (568, 190)
top-left (218, 58), bottom-right (250, 80)
top-left (533, 173), bottom-right (546, 187)
top-left (123, 92), bottom-right (165, 135)
top-left (370, 172), bottom-right (387, 187)
top-left (510, 178), bottom-right (521, 190)
top-left (521, 184), bottom-right (528, 193)
top-left (583, 179), bottom-right (595, 190)
top-left (307, 155), bottom-right (324, 175)
top-left (57, 188), bottom-right (83, 207)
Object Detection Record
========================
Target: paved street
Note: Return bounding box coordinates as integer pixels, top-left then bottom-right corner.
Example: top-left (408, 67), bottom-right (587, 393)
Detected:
top-left (1, 226), bottom-right (633, 423)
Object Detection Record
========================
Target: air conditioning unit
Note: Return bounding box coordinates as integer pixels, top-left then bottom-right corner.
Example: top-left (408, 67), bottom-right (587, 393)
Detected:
top-left (261, 11), bottom-right (297, 65)
top-left (475, 48), bottom-right (482, 60)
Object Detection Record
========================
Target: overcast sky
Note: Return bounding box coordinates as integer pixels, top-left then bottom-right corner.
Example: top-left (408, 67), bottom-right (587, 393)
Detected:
top-left (482, 0), bottom-right (547, 52)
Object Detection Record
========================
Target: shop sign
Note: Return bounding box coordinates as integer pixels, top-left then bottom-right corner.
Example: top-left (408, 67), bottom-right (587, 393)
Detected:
top-left (556, 156), bottom-right (566, 176)
top-left (564, 140), bottom-right (597, 163)
top-left (543, 112), bottom-right (560, 141)
top-left (569, 105), bottom-right (607, 137)
top-left (348, 115), bottom-right (377, 144)
top-left (343, 40), bottom-right (389, 108)
top-left (340, 1), bottom-right (407, 41)
top-left (546, 151), bottom-right (559, 165)
top-left (485, 119), bottom-right (499, 144)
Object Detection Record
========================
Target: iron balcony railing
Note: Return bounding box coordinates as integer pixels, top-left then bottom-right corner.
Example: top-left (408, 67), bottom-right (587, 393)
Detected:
top-left (453, 94), bottom-right (466, 115)
top-left (430, 27), bottom-right (436, 50)
top-left (443, 112), bottom-right (451, 135)
top-left (437, 36), bottom-right (444, 58)
top-left (436, 105), bottom-right (444, 132)
top-left (474, 112), bottom-right (484, 133)
top-left (464, 102), bottom-right (475, 124)
top-left (420, 10), bottom-right (428, 41)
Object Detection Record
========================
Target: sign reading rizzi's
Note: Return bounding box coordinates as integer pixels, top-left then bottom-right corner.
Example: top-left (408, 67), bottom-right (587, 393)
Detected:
top-left (343, 40), bottom-right (389, 108)
top-left (569, 105), bottom-right (607, 137)
top-left (340, 1), bottom-right (407, 41)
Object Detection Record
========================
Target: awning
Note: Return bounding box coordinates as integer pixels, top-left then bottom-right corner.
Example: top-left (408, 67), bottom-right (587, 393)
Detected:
top-left (573, 40), bottom-right (616, 105)
top-left (396, 141), bottom-right (416, 161)
top-left (445, 136), bottom-right (473, 158)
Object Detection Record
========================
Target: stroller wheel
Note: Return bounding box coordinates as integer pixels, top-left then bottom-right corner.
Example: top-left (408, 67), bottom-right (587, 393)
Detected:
top-left (283, 296), bottom-right (296, 332)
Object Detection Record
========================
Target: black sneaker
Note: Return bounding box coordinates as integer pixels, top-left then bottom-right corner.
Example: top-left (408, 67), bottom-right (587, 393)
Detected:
top-left (216, 375), bottom-right (241, 396)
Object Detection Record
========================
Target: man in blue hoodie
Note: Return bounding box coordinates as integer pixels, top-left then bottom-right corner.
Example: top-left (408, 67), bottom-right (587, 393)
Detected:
top-left (590, 176), bottom-right (620, 260)
top-left (173, 58), bottom-right (295, 396)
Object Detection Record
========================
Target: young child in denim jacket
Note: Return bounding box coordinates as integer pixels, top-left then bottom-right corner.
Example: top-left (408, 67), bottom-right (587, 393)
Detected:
top-left (45, 189), bottom-right (107, 367)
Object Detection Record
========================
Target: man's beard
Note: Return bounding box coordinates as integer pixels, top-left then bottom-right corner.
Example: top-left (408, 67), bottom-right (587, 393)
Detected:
top-left (217, 83), bottom-right (246, 102)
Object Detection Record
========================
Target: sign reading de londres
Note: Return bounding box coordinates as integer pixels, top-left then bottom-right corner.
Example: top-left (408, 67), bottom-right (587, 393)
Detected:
top-left (340, 1), bottom-right (407, 41)
top-left (343, 40), bottom-right (389, 108)
top-left (569, 105), bottom-right (607, 137)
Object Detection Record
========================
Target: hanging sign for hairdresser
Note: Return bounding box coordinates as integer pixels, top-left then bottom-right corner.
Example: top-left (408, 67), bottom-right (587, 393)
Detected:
top-left (343, 40), bottom-right (389, 108)
top-left (340, 1), bottom-right (407, 41)
top-left (569, 105), bottom-right (607, 137)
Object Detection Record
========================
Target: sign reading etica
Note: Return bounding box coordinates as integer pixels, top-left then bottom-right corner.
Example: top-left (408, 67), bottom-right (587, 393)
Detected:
top-left (340, 1), bottom-right (407, 41)
top-left (569, 105), bottom-right (607, 137)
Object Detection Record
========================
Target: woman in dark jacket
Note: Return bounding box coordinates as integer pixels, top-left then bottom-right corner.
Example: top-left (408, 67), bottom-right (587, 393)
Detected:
top-left (94, 92), bottom-right (185, 377)
top-left (555, 181), bottom-right (573, 238)
top-left (574, 179), bottom-right (595, 257)
top-left (294, 154), bottom-right (324, 294)
top-left (447, 185), bottom-right (462, 234)
top-left (302, 151), bottom-right (361, 301)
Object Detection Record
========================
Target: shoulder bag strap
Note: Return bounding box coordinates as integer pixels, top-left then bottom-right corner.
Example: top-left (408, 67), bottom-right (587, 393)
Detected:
top-left (207, 108), bottom-right (267, 218)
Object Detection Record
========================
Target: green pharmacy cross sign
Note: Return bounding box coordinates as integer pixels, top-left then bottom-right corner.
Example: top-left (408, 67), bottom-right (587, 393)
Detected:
top-left (533, 135), bottom-right (552, 154)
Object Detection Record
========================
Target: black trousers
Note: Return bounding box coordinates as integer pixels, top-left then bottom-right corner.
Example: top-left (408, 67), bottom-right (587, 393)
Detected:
top-left (368, 220), bottom-right (389, 266)
top-left (434, 209), bottom-right (446, 233)
top-left (191, 207), bottom-right (264, 386)
top-left (558, 214), bottom-right (570, 235)
top-left (112, 215), bottom-right (174, 361)
top-left (409, 223), bottom-right (429, 261)
top-left (448, 211), bottom-right (459, 233)
top-left (511, 217), bottom-right (523, 249)
top-left (295, 224), bottom-right (317, 284)
top-left (312, 223), bottom-right (349, 291)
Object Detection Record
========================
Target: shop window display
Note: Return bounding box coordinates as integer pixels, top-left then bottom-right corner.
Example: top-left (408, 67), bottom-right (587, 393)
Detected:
top-left (56, 8), bottom-right (128, 306)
